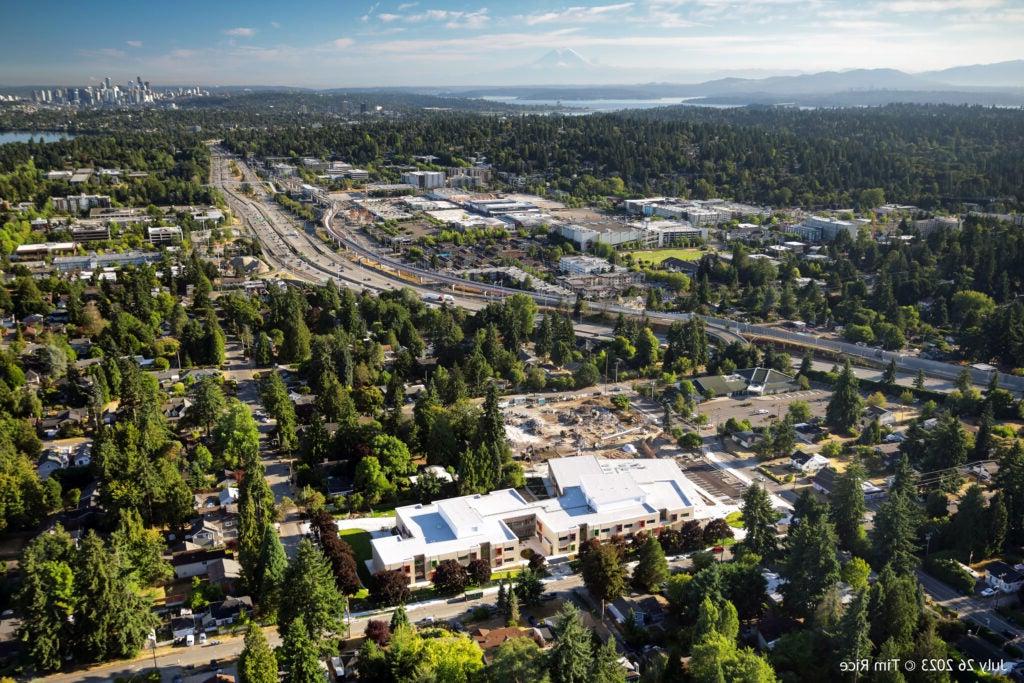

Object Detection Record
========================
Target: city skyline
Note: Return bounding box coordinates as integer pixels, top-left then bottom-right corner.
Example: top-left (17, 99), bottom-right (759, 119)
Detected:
top-left (2, 0), bottom-right (1024, 87)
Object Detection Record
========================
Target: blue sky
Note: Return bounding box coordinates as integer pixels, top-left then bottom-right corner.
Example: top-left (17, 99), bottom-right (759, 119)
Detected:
top-left (1, 0), bottom-right (1022, 86)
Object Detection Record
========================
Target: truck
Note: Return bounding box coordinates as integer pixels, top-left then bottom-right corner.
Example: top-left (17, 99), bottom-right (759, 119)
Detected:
top-left (422, 293), bottom-right (455, 305)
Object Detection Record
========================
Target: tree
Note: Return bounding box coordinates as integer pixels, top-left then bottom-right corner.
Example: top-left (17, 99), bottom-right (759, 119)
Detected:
top-left (354, 456), bottom-right (393, 506)
top-left (468, 558), bottom-right (491, 586)
top-left (826, 360), bottom-right (863, 433)
top-left (257, 523), bottom-right (288, 614)
top-left (365, 619), bottom-right (391, 646)
top-left (591, 637), bottom-right (626, 683)
top-left (433, 559), bottom-right (470, 595)
top-left (871, 491), bottom-right (919, 575)
top-left (482, 637), bottom-right (550, 683)
top-left (506, 589), bottom-right (520, 627)
top-left (573, 362), bottom-right (600, 389)
top-left (632, 535), bottom-right (669, 593)
top-left (581, 542), bottom-right (625, 616)
top-left (831, 461), bottom-right (868, 553)
top-left (371, 570), bottom-right (410, 607)
top-left (836, 590), bottom-right (872, 679)
top-left (238, 623), bottom-right (278, 683)
top-left (280, 616), bottom-right (322, 683)
top-left (882, 359), bottom-right (897, 387)
top-left (703, 518), bottom-right (733, 544)
top-left (278, 539), bottom-right (347, 648)
top-left (72, 531), bottom-right (153, 663)
top-left (949, 484), bottom-right (988, 562)
top-left (514, 568), bottom-right (546, 606)
top-left (186, 376), bottom-right (226, 435)
top-left (842, 557), bottom-right (872, 591)
top-left (109, 508), bottom-right (172, 587)
top-left (549, 603), bottom-right (593, 683)
top-left (741, 484), bottom-right (778, 558)
top-left (390, 604), bottom-right (410, 630)
top-left (780, 516), bottom-right (840, 618)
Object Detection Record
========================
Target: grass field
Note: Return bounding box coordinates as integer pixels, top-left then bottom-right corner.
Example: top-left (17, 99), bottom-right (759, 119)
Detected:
top-left (625, 247), bottom-right (707, 266)
top-left (339, 528), bottom-right (374, 583)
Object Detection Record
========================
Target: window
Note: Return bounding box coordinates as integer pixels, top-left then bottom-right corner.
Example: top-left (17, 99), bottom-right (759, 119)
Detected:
top-left (593, 530), bottom-right (599, 537)
top-left (496, 547), bottom-right (503, 555)
top-left (616, 524), bottom-right (623, 532)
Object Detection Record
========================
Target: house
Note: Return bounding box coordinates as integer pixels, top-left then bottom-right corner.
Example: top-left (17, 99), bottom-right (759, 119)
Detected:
top-left (171, 615), bottom-right (197, 641)
top-left (164, 397), bottom-right (192, 421)
top-left (172, 548), bottom-right (231, 579)
top-left (36, 451), bottom-right (68, 480)
top-left (207, 558), bottom-right (243, 592)
top-left (201, 596), bottom-right (252, 629)
top-left (610, 595), bottom-right (669, 627)
top-left (732, 431), bottom-right (765, 450)
top-left (185, 519), bottom-right (224, 548)
top-left (985, 561), bottom-right (1024, 593)
top-left (811, 468), bottom-right (884, 499)
top-left (864, 404), bottom-right (896, 426)
top-left (752, 613), bottom-right (801, 651)
top-left (472, 627), bottom-right (547, 660)
top-left (218, 487), bottom-right (239, 507)
top-left (660, 257), bottom-right (700, 275)
top-left (790, 451), bottom-right (829, 475)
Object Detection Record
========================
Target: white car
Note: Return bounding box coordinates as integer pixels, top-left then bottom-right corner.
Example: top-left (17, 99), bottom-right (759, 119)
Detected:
top-left (754, 409), bottom-right (770, 415)
top-left (980, 587), bottom-right (997, 597)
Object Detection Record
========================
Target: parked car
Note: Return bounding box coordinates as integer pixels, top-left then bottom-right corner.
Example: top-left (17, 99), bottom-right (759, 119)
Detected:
top-left (980, 587), bottom-right (997, 597)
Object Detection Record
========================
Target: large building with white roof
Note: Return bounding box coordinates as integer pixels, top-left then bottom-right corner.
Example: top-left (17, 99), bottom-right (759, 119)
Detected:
top-left (370, 455), bottom-right (728, 582)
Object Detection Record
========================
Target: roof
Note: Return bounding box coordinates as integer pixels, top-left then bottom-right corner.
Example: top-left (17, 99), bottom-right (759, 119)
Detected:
top-left (473, 627), bottom-right (545, 652)
top-left (736, 367), bottom-right (797, 392)
top-left (986, 561), bottom-right (1024, 583)
top-left (694, 374), bottom-right (748, 396)
top-left (171, 548), bottom-right (228, 566)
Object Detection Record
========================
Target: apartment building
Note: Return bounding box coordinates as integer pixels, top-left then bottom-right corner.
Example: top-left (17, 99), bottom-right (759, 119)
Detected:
top-left (52, 194), bottom-right (111, 214)
top-left (370, 455), bottom-right (726, 582)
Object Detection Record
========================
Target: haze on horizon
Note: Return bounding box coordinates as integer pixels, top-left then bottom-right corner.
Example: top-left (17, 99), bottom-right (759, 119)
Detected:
top-left (2, 0), bottom-right (1023, 87)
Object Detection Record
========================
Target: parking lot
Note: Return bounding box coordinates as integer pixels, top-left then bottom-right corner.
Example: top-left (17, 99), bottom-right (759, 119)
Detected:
top-left (699, 388), bottom-right (830, 431)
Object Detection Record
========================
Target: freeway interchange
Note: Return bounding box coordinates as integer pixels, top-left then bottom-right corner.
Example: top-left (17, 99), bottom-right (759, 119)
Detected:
top-left (210, 149), bottom-right (1023, 395)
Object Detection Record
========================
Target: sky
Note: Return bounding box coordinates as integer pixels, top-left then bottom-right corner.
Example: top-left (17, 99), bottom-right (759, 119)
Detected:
top-left (1, 0), bottom-right (1023, 87)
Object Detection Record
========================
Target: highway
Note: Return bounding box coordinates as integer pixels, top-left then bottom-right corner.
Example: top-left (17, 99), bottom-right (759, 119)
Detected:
top-left (211, 149), bottom-right (1022, 394)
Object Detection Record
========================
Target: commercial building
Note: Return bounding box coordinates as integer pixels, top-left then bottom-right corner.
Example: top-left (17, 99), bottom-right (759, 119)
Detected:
top-left (370, 455), bottom-right (728, 581)
top-left (629, 220), bottom-right (709, 247)
top-left (52, 194), bottom-right (111, 214)
top-left (53, 250), bottom-right (164, 272)
top-left (400, 171), bottom-right (446, 190)
top-left (147, 226), bottom-right (183, 244)
top-left (790, 216), bottom-right (858, 242)
top-left (70, 225), bottom-right (112, 242)
top-left (13, 242), bottom-right (78, 260)
top-left (695, 367), bottom-right (798, 397)
top-left (559, 255), bottom-right (613, 275)
top-left (556, 221), bottom-right (647, 250)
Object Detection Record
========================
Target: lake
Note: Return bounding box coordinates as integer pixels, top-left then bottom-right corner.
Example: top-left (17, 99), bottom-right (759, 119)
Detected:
top-left (0, 131), bottom-right (76, 144)
top-left (479, 96), bottom-right (740, 112)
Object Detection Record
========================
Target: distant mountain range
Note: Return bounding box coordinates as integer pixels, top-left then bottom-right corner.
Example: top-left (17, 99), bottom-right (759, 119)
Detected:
top-left (441, 56), bottom-right (1024, 107)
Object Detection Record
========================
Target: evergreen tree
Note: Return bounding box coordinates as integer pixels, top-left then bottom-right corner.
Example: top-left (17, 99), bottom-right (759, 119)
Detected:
top-left (278, 539), bottom-right (347, 648)
top-left (16, 528), bottom-right (76, 671)
top-left (238, 446), bottom-right (276, 596)
top-left (831, 461), bottom-right (867, 553)
top-left (836, 591), bottom-right (872, 679)
top-left (988, 491), bottom-right (1008, 556)
top-left (780, 516), bottom-right (840, 618)
top-left (872, 491), bottom-right (920, 575)
top-left (506, 589), bottom-right (520, 627)
top-left (390, 604), bottom-right (409, 630)
top-left (868, 566), bottom-right (921, 652)
top-left (281, 616), bottom-right (322, 683)
top-left (591, 637), bottom-right (626, 683)
top-left (549, 603), bottom-right (593, 683)
top-left (632, 534), bottom-right (669, 593)
top-left (73, 531), bottom-right (153, 663)
top-left (949, 484), bottom-right (988, 562)
top-left (239, 623), bottom-right (278, 683)
top-left (741, 484), bottom-right (778, 558)
top-left (882, 359), bottom-right (897, 387)
top-left (257, 523), bottom-right (288, 614)
top-left (997, 441), bottom-right (1024, 544)
top-left (825, 360), bottom-right (863, 433)
top-left (914, 370), bottom-right (925, 390)
top-left (581, 542), bottom-right (626, 616)
top-left (973, 403), bottom-right (993, 461)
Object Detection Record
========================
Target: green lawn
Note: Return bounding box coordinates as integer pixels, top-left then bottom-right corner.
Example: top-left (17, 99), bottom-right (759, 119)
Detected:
top-left (338, 528), bottom-right (374, 583)
top-left (625, 247), bottom-right (707, 266)
top-left (725, 511), bottom-right (745, 528)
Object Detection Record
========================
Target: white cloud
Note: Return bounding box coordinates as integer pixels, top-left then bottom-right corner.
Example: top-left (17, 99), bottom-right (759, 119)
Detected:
top-left (882, 0), bottom-right (1004, 11)
top-left (270, 21), bottom-right (281, 29)
top-left (126, 40), bottom-right (143, 48)
top-left (524, 3), bottom-right (634, 26)
top-left (223, 27), bottom-right (256, 37)
top-left (398, 1), bottom-right (419, 8)
top-left (374, 7), bottom-right (489, 29)
top-left (332, 38), bottom-right (355, 48)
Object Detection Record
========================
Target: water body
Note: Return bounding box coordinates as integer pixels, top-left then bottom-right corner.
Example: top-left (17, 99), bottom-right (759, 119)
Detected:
top-left (479, 95), bottom-right (741, 112)
top-left (0, 131), bottom-right (76, 144)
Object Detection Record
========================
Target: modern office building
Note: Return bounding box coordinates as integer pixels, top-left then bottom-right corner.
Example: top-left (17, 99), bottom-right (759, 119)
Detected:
top-left (52, 194), bottom-right (111, 214)
top-left (790, 215), bottom-right (858, 242)
top-left (370, 455), bottom-right (729, 581)
top-left (400, 171), bottom-right (446, 190)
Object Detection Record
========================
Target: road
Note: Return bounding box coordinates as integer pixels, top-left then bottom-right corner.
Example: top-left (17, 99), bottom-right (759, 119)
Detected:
top-left (917, 569), bottom-right (1023, 640)
top-left (210, 149), bottom-right (1021, 395)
